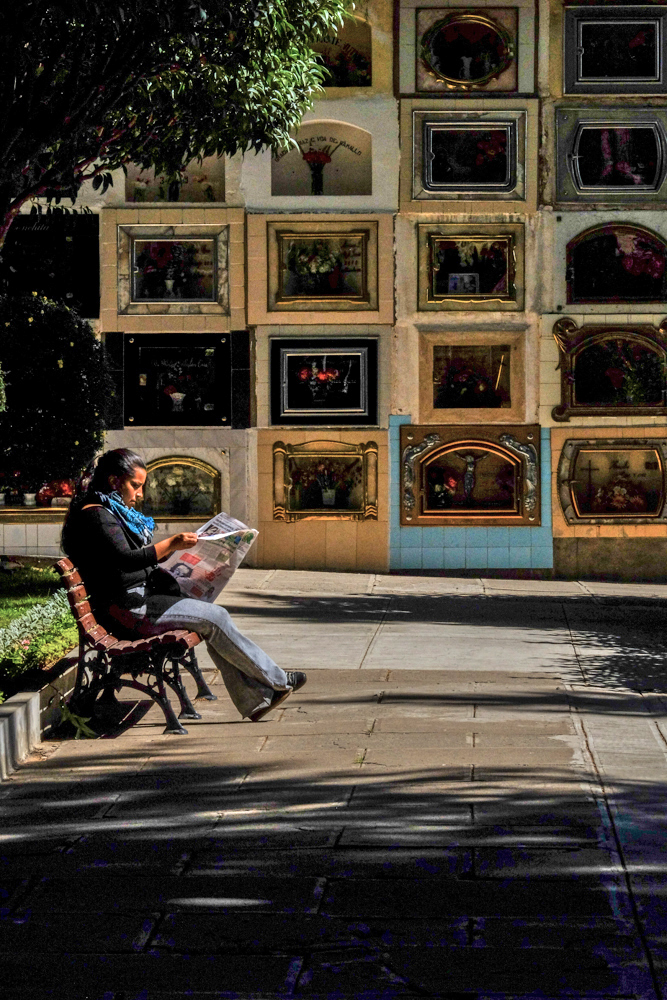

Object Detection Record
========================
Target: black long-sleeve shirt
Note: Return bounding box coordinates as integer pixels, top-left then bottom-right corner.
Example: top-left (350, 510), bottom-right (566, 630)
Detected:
top-left (62, 505), bottom-right (158, 619)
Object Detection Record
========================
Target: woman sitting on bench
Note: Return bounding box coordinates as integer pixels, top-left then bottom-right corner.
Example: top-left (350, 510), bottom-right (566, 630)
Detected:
top-left (61, 447), bottom-right (305, 722)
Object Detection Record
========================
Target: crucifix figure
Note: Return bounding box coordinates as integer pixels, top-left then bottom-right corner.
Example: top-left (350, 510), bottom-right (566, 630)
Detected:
top-left (456, 452), bottom-right (484, 504)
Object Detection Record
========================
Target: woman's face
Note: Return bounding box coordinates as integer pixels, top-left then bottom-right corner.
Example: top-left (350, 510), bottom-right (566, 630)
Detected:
top-left (110, 466), bottom-right (147, 507)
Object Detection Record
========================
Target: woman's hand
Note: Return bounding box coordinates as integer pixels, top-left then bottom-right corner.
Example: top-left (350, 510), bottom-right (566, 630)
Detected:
top-left (154, 532), bottom-right (199, 562)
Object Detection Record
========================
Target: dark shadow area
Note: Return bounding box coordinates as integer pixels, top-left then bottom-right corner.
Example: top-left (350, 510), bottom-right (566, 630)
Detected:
top-left (0, 760), bottom-right (663, 999)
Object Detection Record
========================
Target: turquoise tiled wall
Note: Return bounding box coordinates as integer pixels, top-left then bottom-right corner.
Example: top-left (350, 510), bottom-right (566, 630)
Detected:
top-left (389, 416), bottom-right (554, 571)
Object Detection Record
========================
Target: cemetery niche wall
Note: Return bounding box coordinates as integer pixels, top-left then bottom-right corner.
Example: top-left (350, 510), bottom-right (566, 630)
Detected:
top-left (418, 330), bottom-right (525, 425)
top-left (551, 317), bottom-right (667, 421)
top-left (125, 156), bottom-right (225, 202)
top-left (400, 425), bottom-right (540, 527)
top-left (117, 224), bottom-right (230, 316)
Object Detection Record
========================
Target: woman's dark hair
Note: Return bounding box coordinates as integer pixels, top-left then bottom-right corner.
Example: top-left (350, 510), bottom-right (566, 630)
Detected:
top-left (62, 448), bottom-right (146, 549)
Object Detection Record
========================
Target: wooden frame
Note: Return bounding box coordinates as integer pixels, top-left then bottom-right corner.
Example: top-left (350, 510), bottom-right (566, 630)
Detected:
top-left (419, 329), bottom-right (525, 424)
top-left (400, 424), bottom-right (540, 526)
top-left (418, 223), bottom-right (524, 312)
top-left (552, 317), bottom-right (667, 422)
top-left (273, 439), bottom-right (378, 521)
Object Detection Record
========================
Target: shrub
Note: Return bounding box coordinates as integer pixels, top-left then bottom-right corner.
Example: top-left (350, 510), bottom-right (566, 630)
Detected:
top-left (0, 589), bottom-right (77, 682)
top-left (0, 293), bottom-right (114, 492)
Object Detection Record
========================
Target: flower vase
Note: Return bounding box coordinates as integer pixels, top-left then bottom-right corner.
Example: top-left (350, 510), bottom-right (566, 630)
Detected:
top-left (321, 488), bottom-right (337, 507)
top-left (170, 392), bottom-right (186, 412)
top-left (23, 492), bottom-right (37, 507)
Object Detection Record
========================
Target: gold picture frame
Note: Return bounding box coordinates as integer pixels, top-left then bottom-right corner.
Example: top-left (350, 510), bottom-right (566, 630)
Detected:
top-left (273, 439), bottom-right (378, 521)
top-left (418, 223), bottom-right (525, 312)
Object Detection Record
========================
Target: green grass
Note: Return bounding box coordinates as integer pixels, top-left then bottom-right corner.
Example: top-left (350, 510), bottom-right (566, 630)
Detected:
top-left (0, 563), bottom-right (78, 695)
top-left (0, 564), bottom-right (62, 628)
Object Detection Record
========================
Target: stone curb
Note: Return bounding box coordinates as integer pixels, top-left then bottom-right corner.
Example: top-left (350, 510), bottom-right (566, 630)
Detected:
top-left (0, 651), bottom-right (78, 780)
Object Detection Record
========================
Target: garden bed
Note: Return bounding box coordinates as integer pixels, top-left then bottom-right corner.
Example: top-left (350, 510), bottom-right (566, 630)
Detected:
top-left (0, 558), bottom-right (78, 701)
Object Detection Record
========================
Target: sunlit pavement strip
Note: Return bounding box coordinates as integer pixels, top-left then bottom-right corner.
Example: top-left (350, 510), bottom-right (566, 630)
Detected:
top-left (2, 571), bottom-right (667, 998)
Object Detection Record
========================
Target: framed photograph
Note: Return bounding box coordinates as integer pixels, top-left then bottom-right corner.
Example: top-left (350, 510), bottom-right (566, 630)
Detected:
top-left (276, 232), bottom-right (367, 303)
top-left (558, 438), bottom-right (667, 524)
top-left (556, 108), bottom-right (667, 203)
top-left (417, 8), bottom-right (517, 93)
top-left (273, 439), bottom-right (378, 521)
top-left (270, 338), bottom-right (378, 425)
top-left (132, 239), bottom-right (216, 302)
top-left (123, 334), bottom-right (231, 426)
top-left (551, 317), bottom-right (667, 421)
top-left (117, 224), bottom-right (230, 316)
top-left (564, 6), bottom-right (667, 95)
top-left (266, 221), bottom-right (379, 314)
top-left (412, 111), bottom-right (526, 202)
top-left (418, 224), bottom-right (524, 311)
top-left (400, 424), bottom-right (540, 526)
top-left (566, 223), bottom-right (667, 303)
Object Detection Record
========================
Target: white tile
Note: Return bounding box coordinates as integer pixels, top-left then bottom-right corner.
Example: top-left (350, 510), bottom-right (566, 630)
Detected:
top-left (4, 525), bottom-right (26, 549)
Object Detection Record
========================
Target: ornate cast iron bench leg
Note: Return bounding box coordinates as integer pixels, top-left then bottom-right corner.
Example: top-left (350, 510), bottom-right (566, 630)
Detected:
top-left (179, 648), bottom-right (218, 701)
top-left (161, 647), bottom-right (202, 721)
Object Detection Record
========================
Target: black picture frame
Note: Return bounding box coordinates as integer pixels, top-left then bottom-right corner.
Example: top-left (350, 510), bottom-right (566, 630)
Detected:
top-left (564, 6), bottom-right (667, 95)
top-left (270, 338), bottom-right (378, 425)
top-left (422, 122), bottom-right (516, 192)
top-left (123, 334), bottom-right (231, 426)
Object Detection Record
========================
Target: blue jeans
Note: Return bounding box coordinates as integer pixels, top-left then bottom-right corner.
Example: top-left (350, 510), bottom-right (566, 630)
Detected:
top-left (113, 593), bottom-right (289, 719)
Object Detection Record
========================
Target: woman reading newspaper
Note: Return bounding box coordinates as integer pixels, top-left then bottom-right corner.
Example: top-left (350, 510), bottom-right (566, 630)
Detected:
top-left (62, 448), bottom-right (305, 722)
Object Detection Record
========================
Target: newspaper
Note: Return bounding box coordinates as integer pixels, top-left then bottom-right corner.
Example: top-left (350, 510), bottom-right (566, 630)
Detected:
top-left (160, 512), bottom-right (258, 603)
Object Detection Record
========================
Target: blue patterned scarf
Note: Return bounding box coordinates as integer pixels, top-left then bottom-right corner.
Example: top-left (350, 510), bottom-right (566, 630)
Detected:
top-left (93, 490), bottom-right (155, 546)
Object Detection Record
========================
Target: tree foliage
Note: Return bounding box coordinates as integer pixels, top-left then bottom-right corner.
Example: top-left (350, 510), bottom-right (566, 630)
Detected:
top-left (0, 0), bottom-right (350, 242)
top-left (0, 293), bottom-right (114, 489)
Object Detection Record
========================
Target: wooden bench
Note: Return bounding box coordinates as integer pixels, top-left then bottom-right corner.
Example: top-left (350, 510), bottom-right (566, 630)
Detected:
top-left (55, 557), bottom-right (217, 735)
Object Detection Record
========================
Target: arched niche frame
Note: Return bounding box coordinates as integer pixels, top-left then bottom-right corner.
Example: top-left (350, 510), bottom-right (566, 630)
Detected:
top-left (566, 223), bottom-right (667, 304)
top-left (143, 456), bottom-right (221, 520)
top-left (311, 15), bottom-right (372, 88)
top-left (552, 317), bottom-right (667, 422)
top-left (400, 425), bottom-right (540, 527)
top-left (271, 120), bottom-right (372, 198)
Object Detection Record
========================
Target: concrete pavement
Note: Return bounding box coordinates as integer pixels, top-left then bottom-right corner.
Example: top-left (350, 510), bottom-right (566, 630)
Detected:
top-left (3, 569), bottom-right (667, 998)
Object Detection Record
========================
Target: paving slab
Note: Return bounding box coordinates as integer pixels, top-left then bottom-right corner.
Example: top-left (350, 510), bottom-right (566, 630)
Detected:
top-left (3, 569), bottom-right (667, 998)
